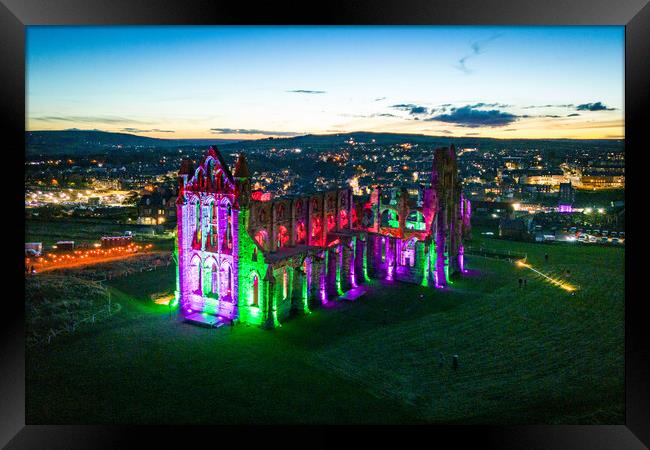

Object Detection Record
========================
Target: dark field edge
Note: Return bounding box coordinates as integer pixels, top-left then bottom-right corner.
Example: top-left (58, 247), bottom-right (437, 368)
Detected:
top-left (3, 0), bottom-right (648, 448)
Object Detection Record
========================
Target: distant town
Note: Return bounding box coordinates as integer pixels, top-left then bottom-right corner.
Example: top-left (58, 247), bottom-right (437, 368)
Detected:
top-left (25, 130), bottom-right (624, 253)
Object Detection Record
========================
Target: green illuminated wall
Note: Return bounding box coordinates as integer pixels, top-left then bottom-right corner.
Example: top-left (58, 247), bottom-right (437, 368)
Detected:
top-left (236, 207), bottom-right (269, 326)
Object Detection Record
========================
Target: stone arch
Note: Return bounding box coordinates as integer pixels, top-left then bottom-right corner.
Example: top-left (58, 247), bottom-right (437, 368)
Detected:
top-left (326, 212), bottom-right (336, 232)
top-left (277, 225), bottom-right (289, 249)
top-left (202, 255), bottom-right (219, 296)
top-left (406, 210), bottom-right (426, 231)
top-left (249, 270), bottom-right (261, 307)
top-left (339, 209), bottom-right (348, 228)
top-left (189, 253), bottom-right (202, 294)
top-left (295, 220), bottom-right (306, 244)
top-left (401, 237), bottom-right (418, 267)
top-left (254, 229), bottom-right (269, 250)
top-left (220, 259), bottom-right (234, 300)
top-left (311, 216), bottom-right (322, 244)
top-left (380, 208), bottom-right (400, 228)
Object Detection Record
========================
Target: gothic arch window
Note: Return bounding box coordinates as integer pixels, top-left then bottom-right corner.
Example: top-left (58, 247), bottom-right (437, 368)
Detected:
top-left (311, 216), bottom-right (322, 243)
top-left (339, 210), bottom-right (348, 228)
top-left (327, 213), bottom-right (336, 232)
top-left (276, 204), bottom-right (286, 220)
top-left (295, 221), bottom-right (306, 244)
top-left (221, 262), bottom-right (233, 299)
top-left (277, 225), bottom-right (289, 249)
top-left (211, 262), bottom-right (219, 295)
top-left (380, 209), bottom-right (399, 229)
top-left (251, 272), bottom-right (260, 306)
top-left (190, 255), bottom-right (202, 294)
top-left (225, 202), bottom-right (233, 250)
top-left (255, 230), bottom-right (268, 249)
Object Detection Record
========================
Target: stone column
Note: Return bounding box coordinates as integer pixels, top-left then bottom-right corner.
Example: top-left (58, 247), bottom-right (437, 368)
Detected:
top-left (309, 256), bottom-right (322, 308)
top-left (263, 268), bottom-right (277, 329)
top-left (292, 267), bottom-right (308, 315)
top-left (326, 248), bottom-right (338, 298)
top-left (341, 240), bottom-right (352, 291)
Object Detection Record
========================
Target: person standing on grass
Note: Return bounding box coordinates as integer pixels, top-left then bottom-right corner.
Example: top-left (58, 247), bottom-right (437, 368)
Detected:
top-left (518, 278), bottom-right (523, 289)
top-left (544, 253), bottom-right (549, 263)
top-left (523, 278), bottom-right (527, 288)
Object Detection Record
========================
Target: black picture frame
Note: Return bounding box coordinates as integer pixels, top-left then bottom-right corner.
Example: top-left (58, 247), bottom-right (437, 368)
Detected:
top-left (2, 0), bottom-right (648, 447)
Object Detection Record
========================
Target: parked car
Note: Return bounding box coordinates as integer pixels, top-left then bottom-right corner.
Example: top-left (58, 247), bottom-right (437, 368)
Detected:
top-left (611, 238), bottom-right (620, 244)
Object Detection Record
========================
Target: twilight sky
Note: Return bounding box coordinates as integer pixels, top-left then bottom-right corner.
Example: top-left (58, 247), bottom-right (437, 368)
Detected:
top-left (26, 26), bottom-right (624, 140)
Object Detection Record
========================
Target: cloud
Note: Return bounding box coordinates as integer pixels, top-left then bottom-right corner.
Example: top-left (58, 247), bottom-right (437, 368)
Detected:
top-left (426, 105), bottom-right (518, 128)
top-left (390, 103), bottom-right (429, 115)
top-left (576, 102), bottom-right (616, 111)
top-left (456, 34), bottom-right (501, 74)
top-left (523, 104), bottom-right (574, 109)
top-left (286, 89), bottom-right (326, 94)
top-left (31, 115), bottom-right (151, 125)
top-left (467, 102), bottom-right (512, 109)
top-left (465, 132), bottom-right (481, 135)
top-left (567, 113), bottom-right (580, 117)
top-left (339, 112), bottom-right (399, 119)
top-left (374, 97), bottom-right (386, 101)
top-left (210, 128), bottom-right (301, 136)
top-left (121, 127), bottom-right (175, 133)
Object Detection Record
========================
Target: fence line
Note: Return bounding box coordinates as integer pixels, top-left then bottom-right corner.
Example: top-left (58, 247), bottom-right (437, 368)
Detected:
top-left (29, 301), bottom-right (122, 348)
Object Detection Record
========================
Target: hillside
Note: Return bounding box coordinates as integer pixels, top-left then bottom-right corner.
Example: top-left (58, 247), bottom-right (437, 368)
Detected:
top-left (25, 130), bottom-right (239, 157)
top-left (25, 129), bottom-right (624, 158)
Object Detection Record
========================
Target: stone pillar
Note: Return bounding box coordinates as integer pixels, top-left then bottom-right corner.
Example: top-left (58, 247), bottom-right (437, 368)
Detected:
top-left (386, 237), bottom-right (396, 281)
top-left (309, 256), bottom-right (322, 308)
top-left (435, 207), bottom-right (447, 287)
top-left (263, 268), bottom-right (277, 329)
top-left (326, 248), bottom-right (338, 298)
top-left (340, 242), bottom-right (352, 292)
top-left (292, 267), bottom-right (308, 315)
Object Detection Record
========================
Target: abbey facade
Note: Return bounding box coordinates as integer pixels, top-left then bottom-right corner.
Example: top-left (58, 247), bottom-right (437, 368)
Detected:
top-left (175, 145), bottom-right (471, 328)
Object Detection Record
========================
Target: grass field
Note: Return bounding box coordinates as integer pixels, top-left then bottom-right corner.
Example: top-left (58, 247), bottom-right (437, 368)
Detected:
top-left (25, 237), bottom-right (624, 424)
top-left (25, 218), bottom-right (175, 250)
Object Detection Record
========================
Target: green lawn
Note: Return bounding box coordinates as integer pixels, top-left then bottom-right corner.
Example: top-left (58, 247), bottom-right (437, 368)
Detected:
top-left (25, 239), bottom-right (624, 424)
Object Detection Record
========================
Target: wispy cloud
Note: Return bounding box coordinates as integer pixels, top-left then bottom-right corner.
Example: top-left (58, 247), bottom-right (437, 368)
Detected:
top-left (210, 128), bottom-right (301, 136)
top-left (390, 103), bottom-right (429, 115)
top-left (456, 34), bottom-right (501, 74)
top-left (467, 102), bottom-right (512, 108)
top-left (576, 101), bottom-right (616, 111)
top-left (286, 89), bottom-right (326, 94)
top-left (31, 115), bottom-right (152, 125)
top-left (426, 105), bottom-right (518, 127)
top-left (121, 127), bottom-right (175, 133)
top-left (341, 112), bottom-right (399, 119)
top-left (374, 97), bottom-right (386, 101)
top-left (522, 104), bottom-right (574, 109)
top-left (567, 113), bottom-right (580, 117)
